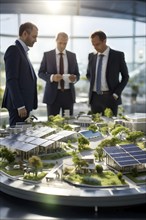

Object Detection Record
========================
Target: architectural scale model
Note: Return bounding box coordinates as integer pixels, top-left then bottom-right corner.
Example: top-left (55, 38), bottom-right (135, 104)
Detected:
top-left (0, 113), bottom-right (146, 208)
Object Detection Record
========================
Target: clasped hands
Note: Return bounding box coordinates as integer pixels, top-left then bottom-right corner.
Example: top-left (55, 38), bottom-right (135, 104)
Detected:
top-left (53, 73), bottom-right (76, 82)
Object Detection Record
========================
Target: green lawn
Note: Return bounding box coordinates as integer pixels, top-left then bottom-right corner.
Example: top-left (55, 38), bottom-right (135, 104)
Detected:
top-left (64, 170), bottom-right (125, 186)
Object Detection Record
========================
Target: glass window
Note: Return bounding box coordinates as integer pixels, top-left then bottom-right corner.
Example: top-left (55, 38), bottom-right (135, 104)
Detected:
top-left (0, 14), bottom-right (18, 35)
top-left (107, 38), bottom-right (133, 63)
top-left (72, 38), bottom-right (92, 75)
top-left (20, 14), bottom-right (71, 36)
top-left (135, 37), bottom-right (146, 64)
top-left (135, 21), bottom-right (146, 36)
top-left (0, 37), bottom-right (16, 53)
top-left (72, 16), bottom-right (133, 37)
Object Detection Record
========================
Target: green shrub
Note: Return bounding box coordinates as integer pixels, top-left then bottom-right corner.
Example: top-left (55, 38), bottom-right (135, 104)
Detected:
top-left (95, 164), bottom-right (103, 174)
top-left (82, 176), bottom-right (101, 185)
top-left (117, 172), bottom-right (123, 180)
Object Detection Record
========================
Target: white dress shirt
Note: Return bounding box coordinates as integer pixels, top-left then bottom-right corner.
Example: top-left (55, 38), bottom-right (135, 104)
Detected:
top-left (51, 49), bottom-right (73, 89)
top-left (93, 46), bottom-right (110, 92)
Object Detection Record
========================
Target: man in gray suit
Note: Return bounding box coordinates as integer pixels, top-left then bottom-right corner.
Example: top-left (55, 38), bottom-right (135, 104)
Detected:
top-left (2, 22), bottom-right (38, 126)
top-left (38, 32), bottom-right (80, 117)
top-left (86, 30), bottom-right (129, 116)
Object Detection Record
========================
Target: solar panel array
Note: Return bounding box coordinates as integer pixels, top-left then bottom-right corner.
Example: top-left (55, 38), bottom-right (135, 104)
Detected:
top-left (0, 126), bottom-right (76, 153)
top-left (0, 126), bottom-right (56, 152)
top-left (104, 144), bottom-right (146, 167)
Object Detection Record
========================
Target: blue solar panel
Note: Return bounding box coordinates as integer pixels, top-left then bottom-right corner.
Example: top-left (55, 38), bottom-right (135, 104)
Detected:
top-left (115, 157), bottom-right (133, 162)
top-left (104, 146), bottom-right (124, 154)
top-left (121, 144), bottom-right (142, 153)
top-left (17, 134), bottom-right (28, 141)
top-left (130, 151), bottom-right (146, 156)
top-left (134, 155), bottom-right (146, 160)
top-left (110, 153), bottom-right (127, 158)
top-left (121, 144), bottom-right (137, 149)
top-left (30, 138), bottom-right (47, 145)
top-left (104, 144), bottom-right (146, 167)
top-left (124, 146), bottom-right (141, 152)
top-left (117, 160), bottom-right (139, 166)
top-left (138, 158), bottom-right (146, 163)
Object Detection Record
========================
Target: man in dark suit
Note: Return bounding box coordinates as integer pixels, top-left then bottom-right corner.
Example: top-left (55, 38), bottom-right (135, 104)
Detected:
top-left (86, 30), bottom-right (129, 116)
top-left (1, 22), bottom-right (38, 126)
top-left (38, 32), bottom-right (80, 117)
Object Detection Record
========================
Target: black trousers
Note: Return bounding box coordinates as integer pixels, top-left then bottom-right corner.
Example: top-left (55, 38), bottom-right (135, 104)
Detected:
top-left (90, 91), bottom-right (118, 116)
top-left (47, 89), bottom-right (73, 117)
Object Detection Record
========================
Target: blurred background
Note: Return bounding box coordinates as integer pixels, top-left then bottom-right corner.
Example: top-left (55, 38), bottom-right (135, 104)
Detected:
top-left (0, 0), bottom-right (146, 125)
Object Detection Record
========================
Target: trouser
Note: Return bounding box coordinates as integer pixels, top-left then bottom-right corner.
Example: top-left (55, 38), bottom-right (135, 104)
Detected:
top-left (90, 91), bottom-right (118, 116)
top-left (8, 109), bottom-right (29, 127)
top-left (47, 89), bottom-right (74, 117)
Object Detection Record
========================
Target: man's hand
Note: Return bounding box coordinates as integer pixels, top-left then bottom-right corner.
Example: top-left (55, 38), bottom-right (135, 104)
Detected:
top-left (18, 107), bottom-right (27, 118)
top-left (53, 74), bottom-right (63, 82)
top-left (69, 74), bottom-right (76, 82)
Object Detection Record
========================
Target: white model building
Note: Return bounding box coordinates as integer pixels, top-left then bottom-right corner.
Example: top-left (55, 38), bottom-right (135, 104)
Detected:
top-left (114, 113), bottom-right (146, 134)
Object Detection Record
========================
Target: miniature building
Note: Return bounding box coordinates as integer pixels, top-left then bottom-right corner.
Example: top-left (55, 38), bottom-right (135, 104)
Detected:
top-left (0, 126), bottom-right (77, 160)
top-left (114, 113), bottom-right (146, 134)
top-left (69, 124), bottom-right (81, 132)
top-left (74, 114), bottom-right (93, 127)
top-left (104, 144), bottom-right (146, 173)
top-left (80, 155), bottom-right (96, 173)
top-left (0, 129), bottom-right (10, 137)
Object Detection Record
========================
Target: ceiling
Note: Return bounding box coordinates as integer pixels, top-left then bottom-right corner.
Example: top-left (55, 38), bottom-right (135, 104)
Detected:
top-left (0, 0), bottom-right (146, 23)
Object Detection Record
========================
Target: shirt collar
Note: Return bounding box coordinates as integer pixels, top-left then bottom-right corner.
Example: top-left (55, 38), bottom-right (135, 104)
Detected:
top-left (98, 46), bottom-right (110, 56)
top-left (56, 48), bottom-right (66, 55)
top-left (17, 39), bottom-right (29, 53)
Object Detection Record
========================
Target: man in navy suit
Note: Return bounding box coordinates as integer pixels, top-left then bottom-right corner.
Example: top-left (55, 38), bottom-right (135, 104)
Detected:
top-left (86, 30), bottom-right (129, 116)
top-left (38, 32), bottom-right (80, 117)
top-left (1, 22), bottom-right (38, 126)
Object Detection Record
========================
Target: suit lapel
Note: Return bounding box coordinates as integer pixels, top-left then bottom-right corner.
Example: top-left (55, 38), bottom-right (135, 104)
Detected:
top-left (15, 40), bottom-right (36, 80)
top-left (66, 51), bottom-right (71, 73)
top-left (49, 50), bottom-right (57, 73)
top-left (106, 49), bottom-right (113, 78)
top-left (91, 54), bottom-right (97, 81)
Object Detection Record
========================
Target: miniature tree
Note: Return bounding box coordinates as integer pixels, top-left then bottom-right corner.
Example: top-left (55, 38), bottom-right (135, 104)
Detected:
top-left (126, 131), bottom-right (144, 144)
top-left (92, 113), bottom-right (103, 122)
top-left (53, 114), bottom-right (65, 126)
top-left (78, 136), bottom-right (89, 151)
top-left (87, 124), bottom-right (98, 132)
top-left (72, 151), bottom-right (88, 173)
top-left (111, 126), bottom-right (129, 136)
top-left (94, 147), bottom-right (103, 162)
top-left (104, 108), bottom-right (113, 118)
top-left (0, 147), bottom-right (15, 164)
top-left (63, 124), bottom-right (73, 131)
top-left (28, 155), bottom-right (43, 178)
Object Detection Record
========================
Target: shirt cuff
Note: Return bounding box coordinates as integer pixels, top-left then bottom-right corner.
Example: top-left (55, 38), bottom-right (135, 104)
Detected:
top-left (18, 106), bottom-right (25, 110)
top-left (50, 74), bottom-right (54, 82)
top-left (113, 93), bottom-right (118, 100)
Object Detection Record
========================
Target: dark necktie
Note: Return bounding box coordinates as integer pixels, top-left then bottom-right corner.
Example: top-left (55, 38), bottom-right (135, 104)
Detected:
top-left (59, 53), bottom-right (64, 91)
top-left (96, 54), bottom-right (104, 94)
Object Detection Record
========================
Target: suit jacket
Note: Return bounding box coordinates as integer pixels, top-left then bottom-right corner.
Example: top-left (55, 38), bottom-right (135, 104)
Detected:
top-left (38, 49), bottom-right (80, 105)
top-left (86, 49), bottom-right (129, 105)
top-left (2, 40), bottom-right (38, 111)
